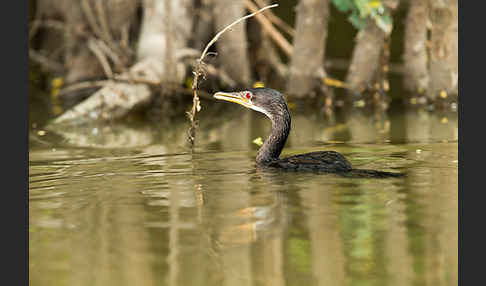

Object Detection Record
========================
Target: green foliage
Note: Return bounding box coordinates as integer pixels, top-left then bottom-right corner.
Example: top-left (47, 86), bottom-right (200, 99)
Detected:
top-left (331, 0), bottom-right (393, 34)
top-left (333, 0), bottom-right (355, 12)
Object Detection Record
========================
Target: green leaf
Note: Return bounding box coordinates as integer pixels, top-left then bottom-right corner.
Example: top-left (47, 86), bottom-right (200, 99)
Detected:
top-left (332, 0), bottom-right (393, 33)
top-left (354, 0), bottom-right (367, 14)
top-left (348, 13), bottom-right (366, 29)
top-left (332, 0), bottom-right (354, 12)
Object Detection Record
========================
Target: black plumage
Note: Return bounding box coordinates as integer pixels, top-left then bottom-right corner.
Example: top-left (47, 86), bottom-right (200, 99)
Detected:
top-left (213, 88), bottom-right (404, 178)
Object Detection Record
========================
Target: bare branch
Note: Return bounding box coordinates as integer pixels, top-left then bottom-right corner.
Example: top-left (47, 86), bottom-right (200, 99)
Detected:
top-left (245, 0), bottom-right (292, 57)
top-left (81, 0), bottom-right (104, 40)
top-left (29, 20), bottom-right (66, 40)
top-left (94, 1), bottom-right (114, 44)
top-left (95, 39), bottom-right (125, 71)
top-left (29, 49), bottom-right (65, 73)
top-left (253, 0), bottom-right (295, 37)
top-left (87, 38), bottom-right (113, 78)
top-left (58, 80), bottom-right (111, 97)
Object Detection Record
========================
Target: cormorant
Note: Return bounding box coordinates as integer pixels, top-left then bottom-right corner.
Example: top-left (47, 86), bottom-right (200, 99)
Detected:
top-left (214, 87), bottom-right (404, 178)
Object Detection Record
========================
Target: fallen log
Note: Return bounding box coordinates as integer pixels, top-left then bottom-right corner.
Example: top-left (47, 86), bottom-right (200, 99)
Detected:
top-left (48, 58), bottom-right (161, 126)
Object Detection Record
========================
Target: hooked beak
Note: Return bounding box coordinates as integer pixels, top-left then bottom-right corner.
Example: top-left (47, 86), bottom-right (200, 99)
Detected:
top-left (213, 92), bottom-right (252, 109)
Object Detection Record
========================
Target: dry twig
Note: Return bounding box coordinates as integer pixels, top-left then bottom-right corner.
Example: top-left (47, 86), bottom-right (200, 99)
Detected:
top-left (187, 3), bottom-right (279, 147)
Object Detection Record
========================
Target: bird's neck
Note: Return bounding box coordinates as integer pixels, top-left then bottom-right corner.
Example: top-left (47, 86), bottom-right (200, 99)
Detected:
top-left (256, 109), bottom-right (291, 164)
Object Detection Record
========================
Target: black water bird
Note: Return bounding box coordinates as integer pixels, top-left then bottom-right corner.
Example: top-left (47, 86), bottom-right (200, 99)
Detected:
top-left (214, 88), bottom-right (404, 178)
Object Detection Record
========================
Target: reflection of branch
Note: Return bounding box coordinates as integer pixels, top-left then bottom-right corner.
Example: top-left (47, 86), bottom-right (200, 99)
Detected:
top-left (245, 0), bottom-right (292, 56)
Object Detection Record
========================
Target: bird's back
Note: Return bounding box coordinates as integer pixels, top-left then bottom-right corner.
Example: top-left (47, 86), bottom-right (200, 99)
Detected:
top-left (262, 150), bottom-right (405, 178)
top-left (265, 151), bottom-right (353, 172)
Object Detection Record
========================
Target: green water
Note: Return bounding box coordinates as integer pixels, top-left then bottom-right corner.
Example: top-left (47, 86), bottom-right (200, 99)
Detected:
top-left (29, 102), bottom-right (458, 286)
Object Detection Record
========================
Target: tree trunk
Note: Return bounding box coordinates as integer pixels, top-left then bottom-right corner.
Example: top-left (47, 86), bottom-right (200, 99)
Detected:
top-left (403, 0), bottom-right (429, 94)
top-left (213, 0), bottom-right (251, 86)
top-left (428, 0), bottom-right (458, 100)
top-left (286, 0), bottom-right (330, 98)
top-left (137, 0), bottom-right (194, 85)
top-left (345, 19), bottom-right (387, 93)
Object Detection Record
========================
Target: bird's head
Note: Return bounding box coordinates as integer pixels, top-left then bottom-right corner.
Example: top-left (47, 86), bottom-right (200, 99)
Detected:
top-left (213, 87), bottom-right (291, 163)
top-left (213, 88), bottom-right (288, 120)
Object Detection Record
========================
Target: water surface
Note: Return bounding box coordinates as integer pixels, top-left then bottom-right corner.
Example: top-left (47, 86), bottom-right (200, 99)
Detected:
top-left (29, 104), bottom-right (458, 286)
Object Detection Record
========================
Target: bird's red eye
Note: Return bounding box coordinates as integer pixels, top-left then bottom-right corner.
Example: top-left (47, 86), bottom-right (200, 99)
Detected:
top-left (245, 92), bottom-right (251, 100)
